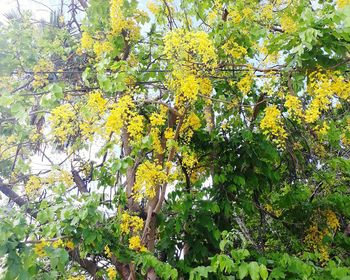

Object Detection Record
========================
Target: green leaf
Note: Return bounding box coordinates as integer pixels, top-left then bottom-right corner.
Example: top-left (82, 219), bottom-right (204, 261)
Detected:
top-left (49, 84), bottom-right (63, 99)
top-left (260, 264), bottom-right (268, 280)
top-left (238, 262), bottom-right (249, 279)
top-left (248, 262), bottom-right (260, 280)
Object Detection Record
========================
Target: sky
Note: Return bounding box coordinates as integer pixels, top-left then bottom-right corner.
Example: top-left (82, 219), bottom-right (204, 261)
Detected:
top-left (0, 0), bottom-right (63, 22)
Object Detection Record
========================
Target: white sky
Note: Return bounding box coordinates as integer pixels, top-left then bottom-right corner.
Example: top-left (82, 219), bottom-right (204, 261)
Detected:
top-left (0, 0), bottom-right (62, 22)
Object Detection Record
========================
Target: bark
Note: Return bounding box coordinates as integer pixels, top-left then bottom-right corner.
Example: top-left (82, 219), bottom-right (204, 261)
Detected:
top-left (0, 181), bottom-right (37, 218)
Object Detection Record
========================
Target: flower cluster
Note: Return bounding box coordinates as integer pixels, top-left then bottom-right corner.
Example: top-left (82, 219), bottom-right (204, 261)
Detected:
top-left (128, 236), bottom-right (147, 252)
top-left (49, 103), bottom-right (77, 142)
top-left (304, 209), bottom-right (340, 263)
top-left (337, 0), bottom-right (350, 8)
top-left (280, 15), bottom-right (298, 33)
top-left (133, 160), bottom-right (167, 200)
top-left (32, 59), bottom-right (54, 88)
top-left (164, 29), bottom-right (216, 108)
top-left (93, 40), bottom-right (114, 57)
top-left (164, 29), bottom-right (217, 68)
top-left (305, 70), bottom-right (349, 123)
top-left (46, 170), bottom-right (74, 187)
top-left (104, 245), bottom-right (113, 258)
top-left (180, 112), bottom-right (201, 142)
top-left (222, 40), bottom-right (247, 60)
top-left (81, 32), bottom-right (94, 50)
top-left (33, 241), bottom-right (49, 257)
top-left (110, 0), bottom-right (140, 41)
top-left (25, 176), bottom-right (42, 195)
top-left (107, 266), bottom-right (117, 280)
top-left (237, 74), bottom-right (253, 95)
top-left (120, 212), bottom-right (144, 234)
top-left (110, 0), bottom-right (127, 35)
top-left (106, 95), bottom-right (135, 136)
top-left (260, 105), bottom-right (287, 147)
top-left (120, 213), bottom-right (147, 252)
top-left (87, 91), bottom-right (107, 115)
top-left (68, 276), bottom-right (85, 280)
top-left (260, 4), bottom-right (273, 20)
top-left (284, 95), bottom-right (303, 122)
top-left (127, 115), bottom-right (145, 142)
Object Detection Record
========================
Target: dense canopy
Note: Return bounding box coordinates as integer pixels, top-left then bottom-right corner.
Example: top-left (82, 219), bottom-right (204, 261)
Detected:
top-left (0, 0), bottom-right (350, 279)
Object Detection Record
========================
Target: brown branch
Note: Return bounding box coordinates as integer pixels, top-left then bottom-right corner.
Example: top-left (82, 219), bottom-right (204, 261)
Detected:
top-left (0, 180), bottom-right (36, 218)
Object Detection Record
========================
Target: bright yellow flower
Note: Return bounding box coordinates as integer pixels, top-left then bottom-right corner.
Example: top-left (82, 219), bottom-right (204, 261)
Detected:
top-left (222, 41), bottom-right (247, 60)
top-left (106, 95), bottom-right (135, 135)
top-left (128, 236), bottom-right (146, 251)
top-left (52, 239), bottom-right (64, 248)
top-left (104, 245), bottom-right (112, 258)
top-left (133, 160), bottom-right (167, 199)
top-left (34, 241), bottom-right (49, 257)
top-left (237, 74), bottom-right (253, 95)
top-left (337, 0), bottom-right (350, 8)
top-left (280, 15), bottom-right (298, 33)
top-left (81, 32), bottom-right (94, 50)
top-left (284, 95), bottom-right (303, 122)
top-left (110, 0), bottom-right (127, 35)
top-left (120, 213), bottom-right (144, 234)
top-left (107, 266), bottom-right (117, 279)
top-left (260, 105), bottom-right (287, 147)
top-left (127, 115), bottom-right (144, 142)
top-left (65, 240), bottom-right (74, 250)
top-left (87, 91), bottom-right (107, 114)
top-left (25, 176), bottom-right (42, 194)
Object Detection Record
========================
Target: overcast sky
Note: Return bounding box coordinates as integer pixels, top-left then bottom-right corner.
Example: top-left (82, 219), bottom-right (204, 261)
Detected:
top-left (0, 0), bottom-right (62, 22)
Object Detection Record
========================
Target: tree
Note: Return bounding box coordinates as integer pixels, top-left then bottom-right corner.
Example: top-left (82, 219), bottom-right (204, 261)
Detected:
top-left (0, 0), bottom-right (350, 279)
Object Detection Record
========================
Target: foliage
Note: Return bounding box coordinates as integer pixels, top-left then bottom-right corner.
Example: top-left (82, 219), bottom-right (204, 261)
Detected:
top-left (0, 0), bottom-right (350, 279)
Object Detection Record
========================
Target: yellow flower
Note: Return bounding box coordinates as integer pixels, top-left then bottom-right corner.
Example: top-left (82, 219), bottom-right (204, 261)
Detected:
top-left (325, 210), bottom-right (340, 231)
top-left (34, 241), bottom-right (49, 257)
top-left (337, 0), bottom-right (350, 8)
top-left (49, 104), bottom-right (76, 142)
top-left (65, 240), bottom-right (74, 250)
top-left (237, 74), bottom-right (253, 95)
top-left (147, 0), bottom-right (160, 14)
top-left (222, 41), bottom-right (247, 60)
top-left (68, 276), bottom-right (85, 280)
top-left (32, 59), bottom-right (54, 88)
top-left (228, 9), bottom-right (242, 25)
top-left (163, 29), bottom-right (217, 67)
top-left (280, 15), bottom-right (298, 33)
top-left (110, 0), bottom-right (127, 35)
top-left (128, 236), bottom-right (147, 252)
top-left (182, 151), bottom-right (198, 169)
top-left (87, 91), bottom-right (107, 114)
top-left (127, 115), bottom-right (144, 142)
top-left (315, 122), bottom-right (330, 137)
top-left (242, 7), bottom-right (253, 18)
top-left (284, 95), bottom-right (303, 122)
top-left (106, 95), bottom-right (135, 136)
top-left (120, 213), bottom-right (144, 234)
top-left (260, 105), bottom-right (287, 147)
top-left (164, 128), bottom-right (175, 140)
top-left (25, 176), bottom-right (42, 194)
top-left (261, 4), bottom-right (273, 20)
top-left (93, 41), bottom-right (113, 57)
top-left (81, 32), bottom-right (94, 50)
top-left (180, 112), bottom-right (201, 142)
top-left (150, 127), bottom-right (163, 154)
top-left (133, 161), bottom-right (167, 199)
top-left (52, 239), bottom-right (64, 248)
top-left (150, 112), bottom-right (166, 126)
top-left (107, 266), bottom-right (117, 280)
top-left (104, 245), bottom-right (112, 258)
top-left (304, 70), bottom-right (349, 123)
